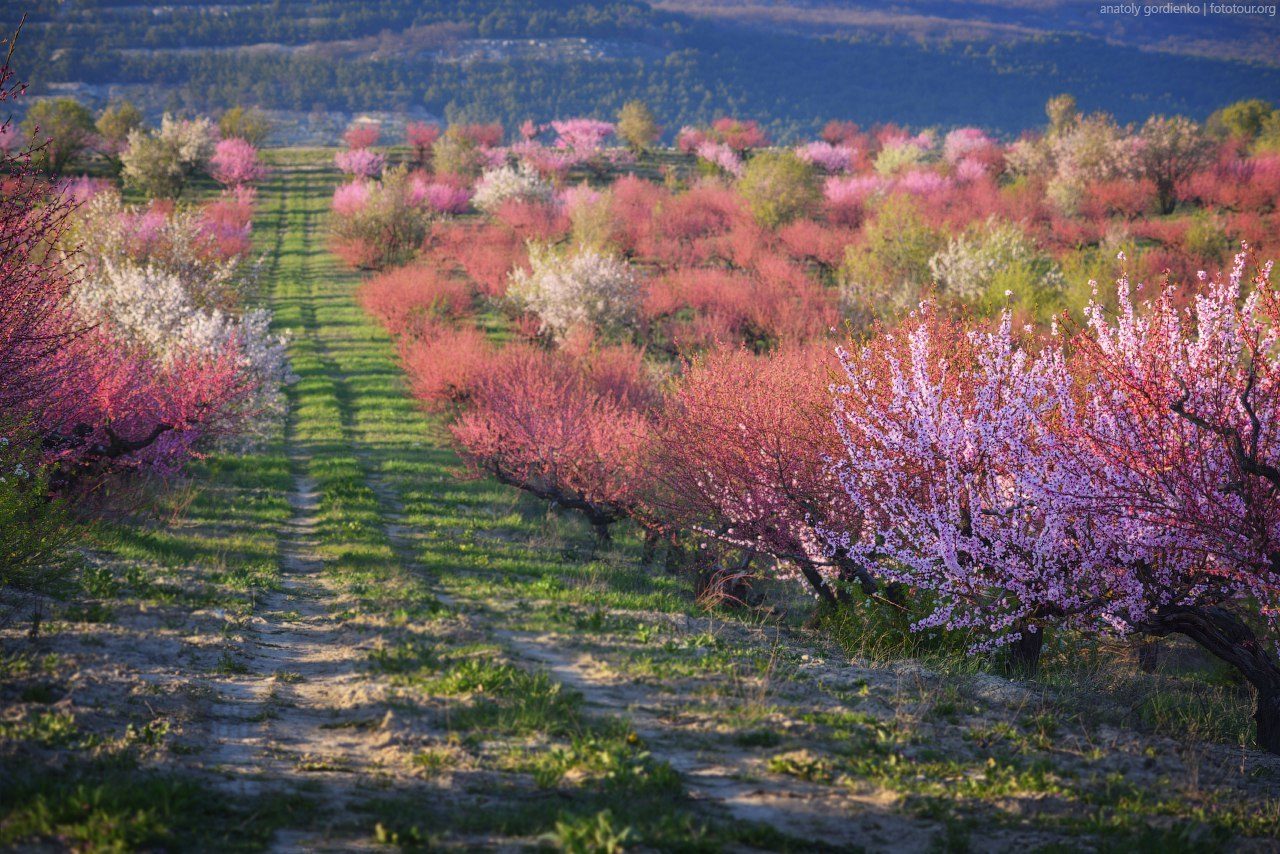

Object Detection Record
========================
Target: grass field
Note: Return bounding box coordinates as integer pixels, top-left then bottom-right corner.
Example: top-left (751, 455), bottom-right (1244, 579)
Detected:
top-left (2, 152), bottom-right (1279, 852)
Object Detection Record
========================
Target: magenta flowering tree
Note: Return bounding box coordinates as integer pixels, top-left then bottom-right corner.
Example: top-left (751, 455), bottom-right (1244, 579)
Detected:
top-left (210, 137), bottom-right (268, 189)
top-left (335, 148), bottom-right (386, 178)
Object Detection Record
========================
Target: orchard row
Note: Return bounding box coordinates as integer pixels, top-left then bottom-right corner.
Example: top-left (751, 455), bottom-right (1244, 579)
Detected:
top-left (335, 100), bottom-right (1280, 753)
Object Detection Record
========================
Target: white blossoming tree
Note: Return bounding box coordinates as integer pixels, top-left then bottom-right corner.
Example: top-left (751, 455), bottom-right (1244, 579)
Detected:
top-left (507, 243), bottom-right (639, 341)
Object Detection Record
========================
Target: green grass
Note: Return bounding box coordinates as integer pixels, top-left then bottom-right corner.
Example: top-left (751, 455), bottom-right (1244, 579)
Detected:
top-left (0, 755), bottom-right (313, 852)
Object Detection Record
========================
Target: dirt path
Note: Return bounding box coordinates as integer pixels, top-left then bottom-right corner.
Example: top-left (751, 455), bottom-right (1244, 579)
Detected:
top-left (499, 629), bottom-right (936, 851)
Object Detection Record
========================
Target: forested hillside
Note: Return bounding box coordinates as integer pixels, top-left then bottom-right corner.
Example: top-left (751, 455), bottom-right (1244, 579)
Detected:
top-left (13, 0), bottom-right (1280, 140)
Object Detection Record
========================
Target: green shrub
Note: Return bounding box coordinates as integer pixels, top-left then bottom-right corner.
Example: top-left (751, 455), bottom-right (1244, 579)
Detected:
top-left (838, 195), bottom-right (944, 327)
top-left (737, 150), bottom-right (819, 227)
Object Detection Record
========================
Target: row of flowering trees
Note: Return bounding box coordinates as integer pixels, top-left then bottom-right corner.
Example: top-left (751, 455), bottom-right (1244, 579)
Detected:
top-left (364, 225), bottom-right (1280, 753)
top-left (1, 52), bottom-right (288, 595)
top-left (340, 99), bottom-right (1280, 752)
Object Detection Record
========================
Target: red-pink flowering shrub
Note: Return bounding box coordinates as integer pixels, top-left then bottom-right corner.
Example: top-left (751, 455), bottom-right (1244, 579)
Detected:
top-left (359, 264), bottom-right (473, 338)
top-left (608, 175), bottom-right (665, 257)
top-left (405, 121), bottom-right (440, 166)
top-left (778, 219), bottom-right (856, 270)
top-left (1078, 178), bottom-right (1156, 220)
top-left (452, 122), bottom-right (503, 149)
top-left (199, 191), bottom-right (255, 260)
top-left (492, 199), bottom-right (570, 242)
top-left (1, 144), bottom-right (79, 415)
top-left (711, 117), bottom-right (768, 153)
top-left (650, 183), bottom-right (750, 266)
top-left (646, 344), bottom-right (866, 602)
top-left (425, 221), bottom-right (528, 297)
top-left (1185, 154), bottom-right (1280, 212)
top-left (450, 345), bottom-right (651, 541)
top-left (40, 329), bottom-right (261, 490)
top-left (643, 259), bottom-right (835, 351)
top-left (343, 123), bottom-right (381, 149)
top-left (400, 324), bottom-right (493, 412)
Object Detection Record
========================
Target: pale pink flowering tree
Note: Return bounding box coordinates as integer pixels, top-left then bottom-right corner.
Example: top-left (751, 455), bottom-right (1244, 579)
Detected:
top-left (795, 141), bottom-right (854, 173)
top-left (210, 137), bottom-right (268, 189)
top-left (331, 180), bottom-right (370, 217)
top-left (694, 141), bottom-right (744, 178)
top-left (551, 118), bottom-right (614, 153)
top-left (942, 128), bottom-right (996, 164)
top-left (335, 148), bottom-right (386, 178)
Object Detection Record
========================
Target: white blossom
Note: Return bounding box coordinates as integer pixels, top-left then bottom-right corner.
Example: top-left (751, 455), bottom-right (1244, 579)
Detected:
top-left (507, 243), bottom-right (639, 340)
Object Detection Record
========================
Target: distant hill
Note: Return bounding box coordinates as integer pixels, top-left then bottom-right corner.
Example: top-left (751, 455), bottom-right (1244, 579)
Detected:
top-left (9, 0), bottom-right (1280, 143)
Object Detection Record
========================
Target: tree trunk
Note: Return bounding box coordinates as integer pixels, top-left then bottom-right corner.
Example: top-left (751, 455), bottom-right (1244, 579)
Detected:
top-left (663, 538), bottom-right (686, 575)
top-left (1136, 638), bottom-right (1159, 674)
top-left (1142, 604), bottom-right (1280, 754)
top-left (797, 559), bottom-right (839, 607)
top-left (1258, 693), bottom-right (1280, 755)
top-left (640, 529), bottom-right (660, 568)
top-left (1157, 178), bottom-right (1176, 216)
top-left (1007, 624), bottom-right (1044, 675)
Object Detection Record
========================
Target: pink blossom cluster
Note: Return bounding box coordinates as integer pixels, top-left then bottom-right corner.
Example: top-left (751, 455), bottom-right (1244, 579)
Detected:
top-left (55, 175), bottom-right (114, 204)
top-left (551, 118), bottom-right (614, 153)
top-left (332, 180), bottom-right (371, 217)
top-left (795, 141), bottom-right (855, 172)
top-left (409, 174), bottom-right (473, 214)
top-left (335, 148), bottom-right (386, 178)
top-left (694, 141), bottom-right (744, 177)
top-left (210, 137), bottom-right (268, 189)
